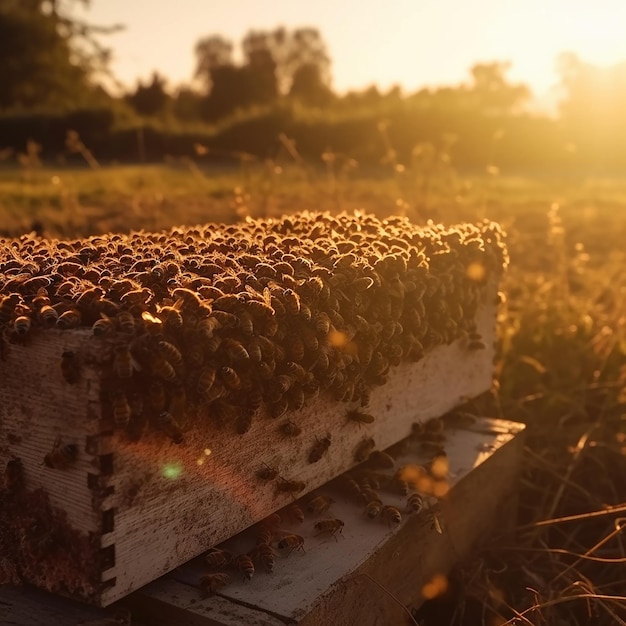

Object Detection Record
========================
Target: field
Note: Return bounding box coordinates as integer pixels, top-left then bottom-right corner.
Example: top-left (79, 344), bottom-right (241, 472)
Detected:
top-left (1, 158), bottom-right (626, 625)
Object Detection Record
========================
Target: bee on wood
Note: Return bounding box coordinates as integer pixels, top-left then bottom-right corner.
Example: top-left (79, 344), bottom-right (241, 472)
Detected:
top-left (314, 518), bottom-right (344, 540)
top-left (60, 350), bottom-right (80, 384)
top-left (39, 304), bottom-right (58, 327)
top-left (199, 572), bottom-right (230, 595)
top-left (306, 494), bottom-right (334, 516)
top-left (354, 437), bottom-right (376, 463)
top-left (257, 463), bottom-right (279, 481)
top-left (309, 434), bottom-right (331, 464)
top-left (113, 344), bottom-right (134, 379)
top-left (276, 478), bottom-right (305, 495)
top-left (112, 390), bottom-right (131, 428)
top-left (381, 505), bottom-right (402, 527)
top-left (156, 411), bottom-right (183, 444)
top-left (44, 438), bottom-right (79, 469)
top-left (364, 498), bottom-right (383, 519)
top-left (250, 542), bottom-right (275, 572)
top-left (56, 308), bottom-right (81, 329)
top-left (116, 311), bottom-right (135, 334)
top-left (367, 450), bottom-right (395, 470)
top-left (4, 458), bottom-right (24, 492)
top-left (280, 420), bottom-right (301, 437)
top-left (204, 548), bottom-right (233, 569)
top-left (346, 409), bottom-right (375, 425)
top-left (277, 534), bottom-right (305, 555)
top-left (235, 553), bottom-right (255, 581)
top-left (407, 493), bottom-right (424, 514)
top-left (92, 315), bottom-right (114, 337)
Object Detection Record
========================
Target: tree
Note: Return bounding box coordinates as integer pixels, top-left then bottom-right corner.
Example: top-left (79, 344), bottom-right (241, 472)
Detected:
top-left (0, 1), bottom-right (120, 110)
top-left (194, 35), bottom-right (234, 91)
top-left (468, 62), bottom-right (530, 115)
top-left (127, 72), bottom-right (169, 117)
top-left (289, 63), bottom-right (333, 106)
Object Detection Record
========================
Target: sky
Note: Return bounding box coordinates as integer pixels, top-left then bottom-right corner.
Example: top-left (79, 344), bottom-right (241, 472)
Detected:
top-left (84, 0), bottom-right (626, 104)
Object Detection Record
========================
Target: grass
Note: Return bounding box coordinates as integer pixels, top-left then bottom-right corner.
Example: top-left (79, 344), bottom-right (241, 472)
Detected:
top-left (1, 151), bottom-right (625, 625)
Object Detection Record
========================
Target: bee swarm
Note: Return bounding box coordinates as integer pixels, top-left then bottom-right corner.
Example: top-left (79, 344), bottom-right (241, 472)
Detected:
top-left (0, 211), bottom-right (507, 606)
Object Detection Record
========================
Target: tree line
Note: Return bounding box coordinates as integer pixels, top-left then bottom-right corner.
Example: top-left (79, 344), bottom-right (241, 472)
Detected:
top-left (1, 0), bottom-right (626, 171)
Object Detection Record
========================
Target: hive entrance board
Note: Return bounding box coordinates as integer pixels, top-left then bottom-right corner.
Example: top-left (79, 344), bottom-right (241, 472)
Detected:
top-left (124, 417), bottom-right (525, 626)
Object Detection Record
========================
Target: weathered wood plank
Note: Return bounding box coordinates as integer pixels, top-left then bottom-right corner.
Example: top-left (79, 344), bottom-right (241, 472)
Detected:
top-left (128, 417), bottom-right (525, 625)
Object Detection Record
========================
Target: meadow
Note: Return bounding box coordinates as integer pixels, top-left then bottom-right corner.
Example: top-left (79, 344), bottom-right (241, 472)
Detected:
top-left (1, 154), bottom-right (625, 625)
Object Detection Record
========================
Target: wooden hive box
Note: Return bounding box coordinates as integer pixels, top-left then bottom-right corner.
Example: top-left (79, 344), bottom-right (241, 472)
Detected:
top-left (0, 212), bottom-right (508, 606)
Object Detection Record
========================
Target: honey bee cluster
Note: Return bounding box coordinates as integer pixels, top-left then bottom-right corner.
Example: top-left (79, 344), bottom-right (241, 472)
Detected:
top-left (0, 212), bottom-right (507, 443)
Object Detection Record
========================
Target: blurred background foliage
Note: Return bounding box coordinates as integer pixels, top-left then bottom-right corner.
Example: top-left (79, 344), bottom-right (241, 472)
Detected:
top-left (2, 0), bottom-right (626, 172)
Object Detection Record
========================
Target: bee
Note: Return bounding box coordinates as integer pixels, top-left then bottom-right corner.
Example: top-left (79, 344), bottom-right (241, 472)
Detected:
top-left (211, 310), bottom-right (239, 329)
top-left (39, 304), bottom-right (58, 327)
top-left (156, 411), bottom-right (184, 444)
top-left (219, 366), bottom-right (241, 390)
top-left (314, 311), bottom-right (331, 336)
top-left (4, 458), bottom-right (24, 492)
top-left (268, 396), bottom-right (289, 419)
top-left (199, 572), bottom-right (230, 595)
top-left (260, 512), bottom-right (282, 529)
top-left (112, 390), bottom-right (131, 428)
top-left (151, 350), bottom-right (177, 382)
top-left (238, 311), bottom-right (254, 336)
top-left (280, 420), bottom-right (301, 437)
top-left (276, 478), bottom-right (306, 495)
top-left (44, 438), bottom-right (79, 469)
top-left (284, 503), bottom-right (305, 524)
top-left (115, 311), bottom-right (135, 334)
top-left (197, 364), bottom-right (217, 397)
top-left (158, 340), bottom-right (183, 366)
top-left (75, 286), bottom-right (104, 308)
top-left (222, 338), bottom-right (250, 362)
top-left (92, 315), bottom-right (114, 337)
top-left (158, 305), bottom-right (184, 330)
top-left (204, 548), bottom-right (233, 569)
top-left (257, 463), bottom-right (279, 481)
top-left (354, 437), bottom-right (376, 463)
top-left (306, 494), bottom-right (334, 515)
top-left (364, 499), bottom-right (383, 519)
top-left (337, 475), bottom-right (362, 501)
top-left (56, 308), bottom-right (81, 329)
top-left (60, 350), bottom-right (80, 384)
top-left (283, 288), bottom-right (301, 315)
top-left (277, 534), bottom-right (305, 555)
top-left (256, 526), bottom-right (273, 546)
top-left (250, 542), bottom-right (275, 572)
top-left (367, 450), bottom-right (395, 470)
top-left (381, 505), bottom-right (402, 527)
top-left (407, 493), bottom-right (424, 514)
top-left (314, 518), bottom-right (344, 540)
top-left (113, 344), bottom-right (134, 379)
top-left (346, 409), bottom-right (375, 425)
top-left (309, 434), bottom-right (331, 464)
top-left (235, 553), bottom-right (255, 581)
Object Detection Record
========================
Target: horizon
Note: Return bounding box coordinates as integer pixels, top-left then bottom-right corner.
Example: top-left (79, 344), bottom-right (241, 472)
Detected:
top-left (84, 0), bottom-right (626, 108)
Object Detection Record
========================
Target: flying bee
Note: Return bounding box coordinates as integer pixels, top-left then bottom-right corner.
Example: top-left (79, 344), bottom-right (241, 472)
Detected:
top-left (199, 573), bottom-right (230, 596)
top-left (280, 420), bottom-right (302, 437)
top-left (156, 411), bottom-right (183, 444)
top-left (60, 350), bottom-right (80, 384)
top-left (314, 518), bottom-right (344, 540)
top-left (381, 505), bottom-right (402, 527)
top-left (407, 493), bottom-right (424, 514)
top-left (309, 434), bottom-right (331, 464)
top-left (111, 390), bottom-right (131, 428)
top-left (116, 311), bottom-right (135, 334)
top-left (113, 344), bottom-right (134, 379)
top-left (158, 340), bottom-right (183, 366)
top-left (39, 304), bottom-right (58, 327)
top-left (219, 366), bottom-right (241, 390)
top-left (276, 534), bottom-right (305, 555)
top-left (56, 308), bottom-right (81, 329)
top-left (367, 450), bottom-right (395, 470)
top-left (44, 438), bottom-right (78, 469)
top-left (346, 409), bottom-right (375, 425)
top-left (354, 437), bottom-right (376, 463)
top-left (257, 462), bottom-right (279, 481)
top-left (92, 315), bottom-right (114, 337)
top-left (306, 494), bottom-right (334, 515)
top-left (235, 553), bottom-right (255, 581)
top-left (276, 478), bottom-right (305, 495)
top-left (250, 542), bottom-right (275, 572)
top-left (204, 548), bottom-right (233, 569)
